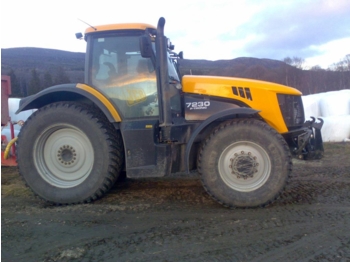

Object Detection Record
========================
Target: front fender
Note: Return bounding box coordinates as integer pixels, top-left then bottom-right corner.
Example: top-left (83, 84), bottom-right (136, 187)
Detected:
top-left (184, 107), bottom-right (259, 173)
top-left (16, 83), bottom-right (121, 122)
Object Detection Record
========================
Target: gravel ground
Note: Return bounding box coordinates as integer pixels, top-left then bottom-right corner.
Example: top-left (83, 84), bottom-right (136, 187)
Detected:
top-left (1, 142), bottom-right (350, 262)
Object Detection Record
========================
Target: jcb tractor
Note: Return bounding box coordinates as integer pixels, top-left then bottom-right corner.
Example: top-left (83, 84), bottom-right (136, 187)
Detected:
top-left (16, 17), bottom-right (323, 208)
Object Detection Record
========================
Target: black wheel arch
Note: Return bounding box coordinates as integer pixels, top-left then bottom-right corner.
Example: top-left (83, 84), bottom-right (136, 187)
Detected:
top-left (16, 83), bottom-right (121, 123)
top-left (184, 107), bottom-right (260, 173)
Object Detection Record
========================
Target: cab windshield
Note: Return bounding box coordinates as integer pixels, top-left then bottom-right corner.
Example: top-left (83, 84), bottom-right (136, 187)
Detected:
top-left (151, 42), bottom-right (180, 82)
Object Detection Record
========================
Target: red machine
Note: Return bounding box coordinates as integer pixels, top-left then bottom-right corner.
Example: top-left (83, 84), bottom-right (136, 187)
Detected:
top-left (1, 75), bottom-right (17, 166)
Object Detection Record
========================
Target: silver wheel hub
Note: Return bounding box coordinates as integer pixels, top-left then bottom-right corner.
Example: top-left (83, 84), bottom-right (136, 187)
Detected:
top-left (230, 151), bottom-right (259, 180)
top-left (219, 142), bottom-right (271, 192)
top-left (57, 145), bottom-right (77, 166)
top-left (34, 125), bottom-right (94, 188)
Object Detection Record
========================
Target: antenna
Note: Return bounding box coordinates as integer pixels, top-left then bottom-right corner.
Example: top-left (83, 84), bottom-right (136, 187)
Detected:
top-left (78, 18), bottom-right (97, 31)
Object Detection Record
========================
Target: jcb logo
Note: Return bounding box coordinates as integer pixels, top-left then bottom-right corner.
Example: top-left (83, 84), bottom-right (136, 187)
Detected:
top-left (124, 88), bottom-right (147, 106)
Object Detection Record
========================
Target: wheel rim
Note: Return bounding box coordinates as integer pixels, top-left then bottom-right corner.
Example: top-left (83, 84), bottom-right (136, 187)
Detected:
top-left (34, 124), bottom-right (94, 188)
top-left (218, 141), bottom-right (271, 192)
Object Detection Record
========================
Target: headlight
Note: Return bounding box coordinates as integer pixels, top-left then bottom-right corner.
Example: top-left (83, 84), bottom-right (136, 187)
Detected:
top-left (277, 94), bottom-right (305, 129)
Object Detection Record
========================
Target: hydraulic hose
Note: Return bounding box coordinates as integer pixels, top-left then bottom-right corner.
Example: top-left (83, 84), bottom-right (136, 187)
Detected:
top-left (4, 137), bottom-right (18, 159)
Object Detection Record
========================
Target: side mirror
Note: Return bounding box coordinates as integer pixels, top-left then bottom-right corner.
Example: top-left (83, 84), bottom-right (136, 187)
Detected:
top-left (75, 32), bottom-right (83, 40)
top-left (179, 51), bottom-right (184, 59)
top-left (140, 35), bottom-right (152, 58)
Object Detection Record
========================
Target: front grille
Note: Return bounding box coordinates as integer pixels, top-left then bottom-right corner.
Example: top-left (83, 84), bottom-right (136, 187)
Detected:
top-left (277, 94), bottom-right (305, 129)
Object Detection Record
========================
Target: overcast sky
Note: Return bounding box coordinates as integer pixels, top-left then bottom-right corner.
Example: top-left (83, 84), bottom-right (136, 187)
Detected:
top-left (1, 0), bottom-right (349, 69)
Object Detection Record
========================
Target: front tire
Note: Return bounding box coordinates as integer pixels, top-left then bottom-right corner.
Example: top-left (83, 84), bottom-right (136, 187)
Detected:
top-left (17, 102), bottom-right (124, 204)
top-left (198, 119), bottom-right (292, 208)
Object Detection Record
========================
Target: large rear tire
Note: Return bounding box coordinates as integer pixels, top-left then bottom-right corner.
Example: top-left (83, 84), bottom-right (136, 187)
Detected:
top-left (198, 119), bottom-right (292, 208)
top-left (17, 102), bottom-right (124, 204)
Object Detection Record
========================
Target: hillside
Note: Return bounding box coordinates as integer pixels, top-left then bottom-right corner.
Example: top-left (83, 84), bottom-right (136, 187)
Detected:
top-left (1, 47), bottom-right (349, 97)
top-left (1, 47), bottom-right (85, 71)
top-left (1, 48), bottom-right (85, 84)
top-left (179, 57), bottom-right (287, 73)
top-left (178, 57), bottom-right (292, 81)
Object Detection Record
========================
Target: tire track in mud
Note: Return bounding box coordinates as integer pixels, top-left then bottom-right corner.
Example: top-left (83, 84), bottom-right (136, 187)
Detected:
top-left (42, 206), bottom-right (349, 261)
top-left (51, 165), bottom-right (350, 261)
top-left (2, 143), bottom-right (350, 262)
top-left (2, 173), bottom-right (350, 262)
top-left (277, 179), bottom-right (350, 206)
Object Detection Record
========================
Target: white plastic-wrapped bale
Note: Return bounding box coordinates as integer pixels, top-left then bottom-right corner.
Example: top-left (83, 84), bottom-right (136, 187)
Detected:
top-left (319, 115), bottom-right (350, 142)
top-left (302, 93), bottom-right (324, 119)
top-left (319, 90), bottom-right (350, 117)
top-left (302, 89), bottom-right (350, 142)
top-left (1, 98), bottom-right (36, 142)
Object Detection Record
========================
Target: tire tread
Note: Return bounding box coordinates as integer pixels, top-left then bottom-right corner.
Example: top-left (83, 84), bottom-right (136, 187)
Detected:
top-left (17, 102), bottom-right (124, 205)
top-left (197, 118), bottom-right (292, 208)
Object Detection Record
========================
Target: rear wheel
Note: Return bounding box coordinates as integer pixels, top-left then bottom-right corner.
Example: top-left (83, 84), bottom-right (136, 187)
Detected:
top-left (17, 102), bottom-right (124, 204)
top-left (198, 119), bottom-right (292, 208)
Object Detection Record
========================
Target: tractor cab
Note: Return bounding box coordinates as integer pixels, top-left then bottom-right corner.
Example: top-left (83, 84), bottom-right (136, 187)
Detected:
top-left (83, 20), bottom-right (182, 123)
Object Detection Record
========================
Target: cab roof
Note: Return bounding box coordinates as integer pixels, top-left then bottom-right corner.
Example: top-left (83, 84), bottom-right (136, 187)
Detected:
top-left (85, 23), bottom-right (156, 34)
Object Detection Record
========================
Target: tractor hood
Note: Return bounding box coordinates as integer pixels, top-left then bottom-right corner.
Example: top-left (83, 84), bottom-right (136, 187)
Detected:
top-left (182, 75), bottom-right (302, 133)
top-left (182, 75), bottom-right (301, 98)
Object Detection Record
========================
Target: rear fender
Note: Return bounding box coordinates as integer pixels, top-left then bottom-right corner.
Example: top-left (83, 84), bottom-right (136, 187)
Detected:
top-left (16, 83), bottom-right (121, 122)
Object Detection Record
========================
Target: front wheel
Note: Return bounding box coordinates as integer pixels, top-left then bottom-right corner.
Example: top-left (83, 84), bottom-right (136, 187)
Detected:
top-left (17, 102), bottom-right (124, 204)
top-left (198, 119), bottom-right (292, 208)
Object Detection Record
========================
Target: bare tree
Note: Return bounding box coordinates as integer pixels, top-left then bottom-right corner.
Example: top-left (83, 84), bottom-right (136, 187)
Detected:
top-left (343, 54), bottom-right (350, 71)
top-left (310, 65), bottom-right (323, 71)
top-left (283, 56), bottom-right (305, 69)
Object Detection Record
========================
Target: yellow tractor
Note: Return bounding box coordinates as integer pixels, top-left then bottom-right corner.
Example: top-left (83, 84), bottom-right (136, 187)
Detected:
top-left (16, 17), bottom-right (323, 207)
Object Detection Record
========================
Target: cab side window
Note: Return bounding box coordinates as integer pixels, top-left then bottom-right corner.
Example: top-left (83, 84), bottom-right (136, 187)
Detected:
top-left (90, 35), bottom-right (158, 118)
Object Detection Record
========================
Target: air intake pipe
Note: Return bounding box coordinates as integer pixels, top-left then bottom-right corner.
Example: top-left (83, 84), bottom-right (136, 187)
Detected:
top-left (156, 17), bottom-right (172, 129)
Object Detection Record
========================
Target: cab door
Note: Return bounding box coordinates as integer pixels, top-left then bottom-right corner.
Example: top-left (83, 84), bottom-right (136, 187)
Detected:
top-left (89, 33), bottom-right (159, 119)
top-left (87, 32), bottom-right (166, 177)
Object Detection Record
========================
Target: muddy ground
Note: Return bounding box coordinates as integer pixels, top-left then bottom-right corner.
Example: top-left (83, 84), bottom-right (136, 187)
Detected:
top-left (1, 143), bottom-right (350, 261)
